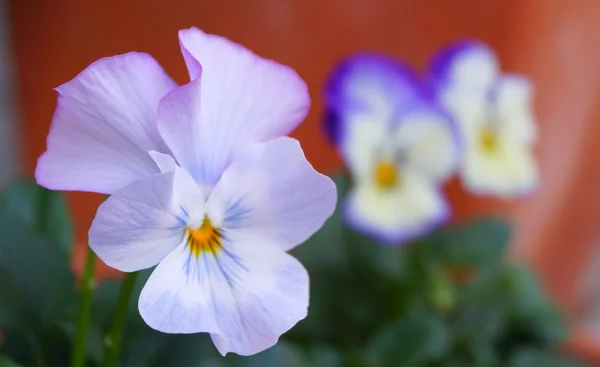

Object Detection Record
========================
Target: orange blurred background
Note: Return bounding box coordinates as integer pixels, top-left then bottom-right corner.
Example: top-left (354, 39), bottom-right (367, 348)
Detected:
top-left (7, 0), bottom-right (600, 361)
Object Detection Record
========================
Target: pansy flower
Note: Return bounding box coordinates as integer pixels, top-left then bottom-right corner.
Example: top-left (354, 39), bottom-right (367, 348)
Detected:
top-left (324, 53), bottom-right (460, 244)
top-left (430, 40), bottom-right (538, 198)
top-left (35, 27), bottom-right (337, 356)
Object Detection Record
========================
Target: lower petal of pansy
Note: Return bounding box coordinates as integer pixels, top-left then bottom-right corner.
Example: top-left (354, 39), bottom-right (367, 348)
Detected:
top-left (89, 167), bottom-right (205, 272)
top-left (206, 137), bottom-right (336, 252)
top-left (462, 139), bottom-right (538, 198)
top-left (138, 235), bottom-right (309, 356)
top-left (344, 176), bottom-right (449, 245)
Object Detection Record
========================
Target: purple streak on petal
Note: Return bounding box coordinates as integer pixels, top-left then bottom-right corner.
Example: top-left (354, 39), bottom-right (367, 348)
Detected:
top-left (342, 192), bottom-right (451, 246)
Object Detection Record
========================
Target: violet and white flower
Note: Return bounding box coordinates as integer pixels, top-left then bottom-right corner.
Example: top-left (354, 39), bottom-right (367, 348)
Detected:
top-left (35, 27), bottom-right (337, 356)
top-left (430, 40), bottom-right (538, 198)
top-left (324, 53), bottom-right (460, 245)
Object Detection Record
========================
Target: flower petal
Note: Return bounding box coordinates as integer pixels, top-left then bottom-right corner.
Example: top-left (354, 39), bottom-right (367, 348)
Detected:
top-left (462, 140), bottom-right (538, 198)
top-left (36, 53), bottom-right (177, 194)
top-left (206, 137), bottom-right (337, 252)
top-left (494, 75), bottom-right (537, 143)
top-left (344, 175), bottom-right (450, 245)
top-left (89, 167), bottom-right (205, 272)
top-left (394, 107), bottom-right (461, 182)
top-left (338, 113), bottom-right (391, 180)
top-left (138, 237), bottom-right (309, 356)
top-left (163, 27), bottom-right (310, 191)
top-left (430, 39), bottom-right (499, 92)
top-left (149, 150), bottom-right (177, 173)
top-left (324, 53), bottom-right (422, 145)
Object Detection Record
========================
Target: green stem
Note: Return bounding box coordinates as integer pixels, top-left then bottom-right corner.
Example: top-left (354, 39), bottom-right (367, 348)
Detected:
top-left (104, 272), bottom-right (138, 367)
top-left (71, 247), bottom-right (96, 367)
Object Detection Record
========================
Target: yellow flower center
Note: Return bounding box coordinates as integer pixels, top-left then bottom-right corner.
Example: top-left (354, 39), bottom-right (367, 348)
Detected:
top-left (374, 161), bottom-right (399, 190)
top-left (479, 126), bottom-right (498, 153)
top-left (187, 217), bottom-right (222, 258)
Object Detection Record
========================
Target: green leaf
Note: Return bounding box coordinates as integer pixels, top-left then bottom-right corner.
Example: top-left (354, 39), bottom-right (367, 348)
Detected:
top-left (303, 345), bottom-right (343, 367)
top-left (509, 349), bottom-right (588, 367)
top-left (0, 269), bottom-right (30, 331)
top-left (502, 265), bottom-right (568, 343)
top-left (0, 177), bottom-right (73, 256)
top-left (0, 209), bottom-right (76, 330)
top-left (225, 342), bottom-right (306, 367)
top-left (450, 301), bottom-right (505, 343)
top-left (365, 305), bottom-right (450, 367)
top-left (433, 218), bottom-right (511, 272)
top-left (0, 355), bottom-right (24, 367)
top-left (150, 335), bottom-right (306, 367)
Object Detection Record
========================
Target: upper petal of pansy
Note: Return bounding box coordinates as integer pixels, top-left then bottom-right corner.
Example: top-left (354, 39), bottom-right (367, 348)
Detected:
top-left (206, 137), bottom-right (337, 252)
top-left (344, 175), bottom-right (450, 245)
top-left (163, 27), bottom-right (310, 191)
top-left (394, 106), bottom-right (461, 182)
top-left (324, 53), bottom-right (422, 144)
top-left (429, 39), bottom-right (499, 93)
top-left (494, 74), bottom-right (537, 143)
top-left (89, 166), bottom-right (205, 272)
top-left (36, 52), bottom-right (177, 194)
top-left (139, 236), bottom-right (309, 356)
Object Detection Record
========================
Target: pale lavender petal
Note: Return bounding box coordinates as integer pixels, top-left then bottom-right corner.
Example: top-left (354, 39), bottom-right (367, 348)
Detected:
top-left (138, 237), bottom-right (309, 356)
top-left (149, 150), bottom-right (177, 173)
top-left (163, 27), bottom-right (309, 191)
top-left (89, 167), bottom-right (205, 272)
top-left (206, 137), bottom-right (337, 252)
top-left (36, 52), bottom-right (177, 194)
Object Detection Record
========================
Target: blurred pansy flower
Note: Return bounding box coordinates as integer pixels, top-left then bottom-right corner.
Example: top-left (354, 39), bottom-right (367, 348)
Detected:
top-left (430, 40), bottom-right (538, 197)
top-left (324, 54), bottom-right (460, 244)
top-left (35, 27), bottom-right (336, 356)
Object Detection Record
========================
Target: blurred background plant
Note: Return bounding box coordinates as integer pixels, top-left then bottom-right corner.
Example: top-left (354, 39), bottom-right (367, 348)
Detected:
top-left (0, 173), bottom-right (588, 366)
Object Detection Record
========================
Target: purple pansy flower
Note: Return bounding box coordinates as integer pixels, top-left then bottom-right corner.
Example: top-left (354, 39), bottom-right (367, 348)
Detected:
top-left (324, 53), bottom-right (460, 245)
top-left (35, 27), bottom-right (337, 356)
top-left (430, 39), bottom-right (538, 198)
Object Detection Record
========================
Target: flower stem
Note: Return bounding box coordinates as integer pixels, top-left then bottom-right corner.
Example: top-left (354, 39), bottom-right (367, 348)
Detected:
top-left (71, 247), bottom-right (96, 367)
top-left (104, 272), bottom-right (138, 367)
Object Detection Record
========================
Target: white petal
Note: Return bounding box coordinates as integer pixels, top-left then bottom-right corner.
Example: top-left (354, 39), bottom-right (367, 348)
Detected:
top-left (138, 238), bottom-right (309, 356)
top-left (206, 137), bottom-right (337, 252)
top-left (161, 27), bottom-right (310, 191)
top-left (149, 150), bottom-right (177, 173)
top-left (394, 109), bottom-right (460, 182)
top-left (339, 113), bottom-right (391, 180)
top-left (36, 53), bottom-right (176, 194)
top-left (462, 139), bottom-right (538, 198)
top-left (89, 167), bottom-right (205, 272)
top-left (439, 42), bottom-right (499, 92)
top-left (439, 87), bottom-right (488, 141)
top-left (495, 75), bottom-right (537, 143)
top-left (345, 175), bottom-right (449, 244)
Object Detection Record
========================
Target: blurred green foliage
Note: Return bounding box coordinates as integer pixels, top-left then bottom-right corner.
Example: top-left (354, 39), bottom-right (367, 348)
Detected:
top-left (0, 175), bottom-right (589, 366)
